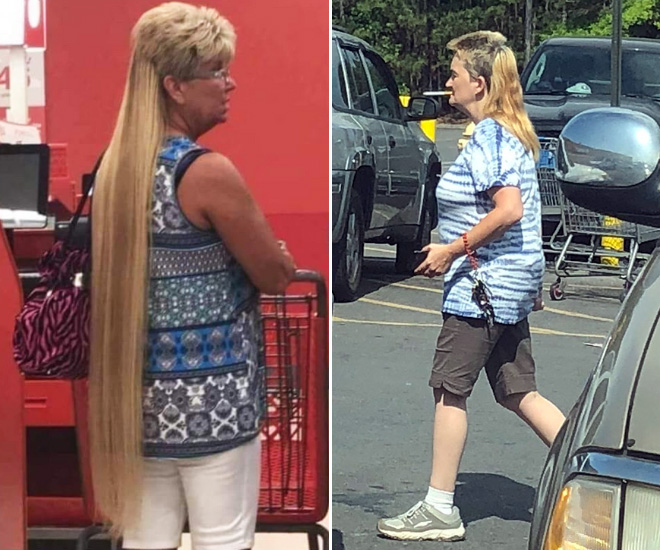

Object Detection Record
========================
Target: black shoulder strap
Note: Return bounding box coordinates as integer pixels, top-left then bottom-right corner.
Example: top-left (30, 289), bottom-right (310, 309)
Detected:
top-left (64, 153), bottom-right (103, 248)
top-left (174, 148), bottom-right (211, 189)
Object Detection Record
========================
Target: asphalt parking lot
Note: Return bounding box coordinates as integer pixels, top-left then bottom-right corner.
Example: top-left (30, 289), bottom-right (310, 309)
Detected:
top-left (332, 238), bottom-right (625, 550)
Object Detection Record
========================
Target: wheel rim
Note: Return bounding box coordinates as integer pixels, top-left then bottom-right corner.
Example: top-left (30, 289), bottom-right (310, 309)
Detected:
top-left (345, 210), bottom-right (361, 287)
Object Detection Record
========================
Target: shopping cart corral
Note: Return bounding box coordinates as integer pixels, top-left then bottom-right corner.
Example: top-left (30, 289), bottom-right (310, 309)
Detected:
top-left (25, 270), bottom-right (329, 550)
top-left (535, 136), bottom-right (659, 302)
top-left (549, 197), bottom-right (660, 302)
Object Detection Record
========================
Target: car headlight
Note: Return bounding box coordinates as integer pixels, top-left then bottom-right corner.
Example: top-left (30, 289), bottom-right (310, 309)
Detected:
top-left (622, 484), bottom-right (660, 548)
top-left (544, 477), bottom-right (620, 550)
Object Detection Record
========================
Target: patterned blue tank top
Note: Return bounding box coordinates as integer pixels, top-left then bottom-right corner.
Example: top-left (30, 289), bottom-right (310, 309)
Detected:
top-left (142, 135), bottom-right (265, 458)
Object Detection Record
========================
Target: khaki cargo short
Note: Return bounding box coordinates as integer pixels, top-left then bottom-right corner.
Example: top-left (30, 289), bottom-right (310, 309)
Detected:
top-left (429, 313), bottom-right (537, 403)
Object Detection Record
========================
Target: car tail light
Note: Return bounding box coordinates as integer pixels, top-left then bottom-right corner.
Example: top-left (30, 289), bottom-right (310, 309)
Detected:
top-left (543, 477), bottom-right (620, 550)
top-left (622, 484), bottom-right (660, 548)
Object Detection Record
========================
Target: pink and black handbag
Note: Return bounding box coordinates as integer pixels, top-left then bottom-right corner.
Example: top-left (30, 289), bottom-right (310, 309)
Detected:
top-left (12, 159), bottom-right (99, 378)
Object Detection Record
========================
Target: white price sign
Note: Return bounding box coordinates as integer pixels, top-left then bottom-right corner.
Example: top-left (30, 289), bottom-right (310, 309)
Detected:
top-left (0, 0), bottom-right (46, 48)
top-left (0, 48), bottom-right (45, 108)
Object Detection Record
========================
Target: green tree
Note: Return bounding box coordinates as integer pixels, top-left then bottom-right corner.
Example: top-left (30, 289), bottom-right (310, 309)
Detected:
top-left (541, 0), bottom-right (660, 38)
top-left (333, 0), bottom-right (660, 93)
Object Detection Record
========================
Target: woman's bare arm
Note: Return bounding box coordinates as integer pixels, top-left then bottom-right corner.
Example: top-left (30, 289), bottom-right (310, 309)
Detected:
top-left (416, 186), bottom-right (523, 277)
top-left (177, 152), bottom-right (296, 294)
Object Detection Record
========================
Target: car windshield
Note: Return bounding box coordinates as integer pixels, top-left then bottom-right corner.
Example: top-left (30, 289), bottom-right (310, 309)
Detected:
top-left (523, 45), bottom-right (660, 99)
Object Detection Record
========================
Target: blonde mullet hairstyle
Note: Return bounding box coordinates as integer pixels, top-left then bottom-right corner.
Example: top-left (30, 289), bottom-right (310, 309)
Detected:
top-left (89, 2), bottom-right (236, 537)
top-left (449, 31), bottom-right (539, 160)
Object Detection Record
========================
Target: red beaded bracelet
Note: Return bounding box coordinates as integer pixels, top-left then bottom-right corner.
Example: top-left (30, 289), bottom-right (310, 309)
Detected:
top-left (462, 233), bottom-right (479, 271)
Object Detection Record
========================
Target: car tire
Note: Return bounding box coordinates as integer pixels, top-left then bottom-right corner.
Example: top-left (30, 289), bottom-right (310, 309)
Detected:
top-left (333, 189), bottom-right (365, 302)
top-left (395, 202), bottom-right (432, 274)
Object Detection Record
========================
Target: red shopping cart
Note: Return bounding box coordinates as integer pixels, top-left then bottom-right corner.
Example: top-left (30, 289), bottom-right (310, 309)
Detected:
top-left (257, 270), bottom-right (329, 548)
top-left (24, 270), bottom-right (328, 550)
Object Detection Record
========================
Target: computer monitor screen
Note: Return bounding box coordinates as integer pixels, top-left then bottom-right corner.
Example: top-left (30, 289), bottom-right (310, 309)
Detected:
top-left (0, 144), bottom-right (50, 215)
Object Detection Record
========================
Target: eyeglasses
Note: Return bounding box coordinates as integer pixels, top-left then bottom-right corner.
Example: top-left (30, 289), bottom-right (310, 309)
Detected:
top-left (191, 67), bottom-right (231, 85)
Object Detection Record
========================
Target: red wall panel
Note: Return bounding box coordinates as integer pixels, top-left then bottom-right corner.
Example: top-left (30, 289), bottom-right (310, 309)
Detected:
top-left (0, 223), bottom-right (26, 549)
top-left (44, 0), bottom-right (329, 279)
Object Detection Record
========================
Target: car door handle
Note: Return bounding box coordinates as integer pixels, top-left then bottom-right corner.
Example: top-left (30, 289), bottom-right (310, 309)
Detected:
top-left (388, 136), bottom-right (396, 148)
top-left (366, 134), bottom-right (373, 145)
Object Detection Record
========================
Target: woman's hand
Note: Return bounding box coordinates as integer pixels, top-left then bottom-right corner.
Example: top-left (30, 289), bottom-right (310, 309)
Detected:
top-left (532, 292), bottom-right (545, 311)
top-left (414, 244), bottom-right (459, 278)
top-left (278, 240), bottom-right (297, 269)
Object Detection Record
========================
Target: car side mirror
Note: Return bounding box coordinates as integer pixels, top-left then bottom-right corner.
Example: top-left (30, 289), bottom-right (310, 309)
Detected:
top-left (557, 107), bottom-right (660, 227)
top-left (406, 96), bottom-right (438, 121)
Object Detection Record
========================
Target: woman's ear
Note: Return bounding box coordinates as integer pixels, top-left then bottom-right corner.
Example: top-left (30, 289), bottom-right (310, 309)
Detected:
top-left (474, 75), bottom-right (487, 95)
top-left (162, 75), bottom-right (186, 105)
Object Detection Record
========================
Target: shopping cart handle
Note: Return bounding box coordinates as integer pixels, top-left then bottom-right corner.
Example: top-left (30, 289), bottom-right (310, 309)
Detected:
top-left (292, 269), bottom-right (328, 319)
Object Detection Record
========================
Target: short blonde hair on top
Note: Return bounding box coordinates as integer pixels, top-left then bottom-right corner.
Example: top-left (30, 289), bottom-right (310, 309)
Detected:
top-left (447, 30), bottom-right (539, 159)
top-left (447, 30), bottom-right (506, 85)
top-left (133, 1), bottom-right (236, 81)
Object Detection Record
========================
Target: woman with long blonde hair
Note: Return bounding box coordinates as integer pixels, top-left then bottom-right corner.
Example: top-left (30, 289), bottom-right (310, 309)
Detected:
top-left (377, 31), bottom-right (565, 541)
top-left (89, 3), bottom-right (295, 548)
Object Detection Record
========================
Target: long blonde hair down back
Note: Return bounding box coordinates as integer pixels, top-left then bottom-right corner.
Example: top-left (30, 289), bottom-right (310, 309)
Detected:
top-left (89, 2), bottom-right (235, 536)
top-left (448, 31), bottom-right (539, 160)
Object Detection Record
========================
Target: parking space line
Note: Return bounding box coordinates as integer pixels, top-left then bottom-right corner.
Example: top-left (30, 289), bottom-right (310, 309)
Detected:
top-left (348, 297), bottom-right (607, 338)
top-left (366, 278), bottom-right (444, 294)
top-left (333, 316), bottom-right (442, 328)
top-left (333, 315), bottom-right (605, 338)
top-left (358, 297), bottom-right (441, 315)
top-left (532, 327), bottom-right (606, 338)
top-left (542, 306), bottom-right (612, 322)
top-left (542, 282), bottom-right (621, 292)
top-left (365, 278), bottom-right (613, 322)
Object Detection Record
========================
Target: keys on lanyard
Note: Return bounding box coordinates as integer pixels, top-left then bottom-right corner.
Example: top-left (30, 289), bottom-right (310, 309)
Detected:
top-left (462, 233), bottom-right (495, 328)
top-left (471, 275), bottom-right (495, 328)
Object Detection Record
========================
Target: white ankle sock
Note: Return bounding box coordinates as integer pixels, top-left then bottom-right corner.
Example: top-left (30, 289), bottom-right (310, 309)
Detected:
top-left (424, 486), bottom-right (454, 515)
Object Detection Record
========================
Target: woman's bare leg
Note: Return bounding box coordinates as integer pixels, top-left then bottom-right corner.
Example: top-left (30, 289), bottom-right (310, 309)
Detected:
top-left (500, 391), bottom-right (565, 447)
top-left (429, 388), bottom-right (469, 491)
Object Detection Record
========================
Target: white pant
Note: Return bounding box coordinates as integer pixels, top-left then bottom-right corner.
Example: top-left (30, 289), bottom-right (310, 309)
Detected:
top-left (122, 437), bottom-right (260, 550)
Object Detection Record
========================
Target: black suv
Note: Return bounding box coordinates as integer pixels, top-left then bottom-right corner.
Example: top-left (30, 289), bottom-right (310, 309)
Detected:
top-left (332, 28), bottom-right (441, 302)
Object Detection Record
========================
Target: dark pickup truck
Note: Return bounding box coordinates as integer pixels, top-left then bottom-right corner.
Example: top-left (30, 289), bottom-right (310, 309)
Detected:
top-left (522, 36), bottom-right (660, 136)
top-left (520, 37), bottom-right (660, 240)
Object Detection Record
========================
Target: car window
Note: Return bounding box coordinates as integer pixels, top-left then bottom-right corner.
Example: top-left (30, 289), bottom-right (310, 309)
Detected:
top-left (363, 52), bottom-right (402, 120)
top-left (332, 41), bottom-right (350, 109)
top-left (523, 44), bottom-right (660, 98)
top-left (342, 48), bottom-right (375, 114)
top-left (622, 51), bottom-right (660, 97)
top-left (523, 46), bottom-right (611, 94)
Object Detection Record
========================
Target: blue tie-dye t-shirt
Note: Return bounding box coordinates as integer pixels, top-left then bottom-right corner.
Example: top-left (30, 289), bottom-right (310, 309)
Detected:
top-left (436, 118), bottom-right (544, 325)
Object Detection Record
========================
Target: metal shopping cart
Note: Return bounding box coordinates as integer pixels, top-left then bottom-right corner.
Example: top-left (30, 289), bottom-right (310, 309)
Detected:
top-left (536, 136), bottom-right (660, 302)
top-left (549, 195), bottom-right (660, 302)
top-left (26, 270), bottom-right (328, 550)
top-left (538, 137), bottom-right (567, 254)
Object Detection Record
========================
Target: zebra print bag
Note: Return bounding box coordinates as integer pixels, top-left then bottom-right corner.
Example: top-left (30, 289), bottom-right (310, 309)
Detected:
top-left (12, 158), bottom-right (99, 379)
top-left (12, 240), bottom-right (90, 378)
